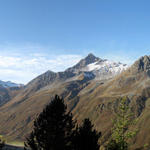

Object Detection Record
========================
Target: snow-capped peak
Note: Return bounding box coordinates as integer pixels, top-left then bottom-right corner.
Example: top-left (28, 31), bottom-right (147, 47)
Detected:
top-left (87, 60), bottom-right (128, 74)
top-left (66, 54), bottom-right (128, 80)
top-left (80, 59), bottom-right (128, 80)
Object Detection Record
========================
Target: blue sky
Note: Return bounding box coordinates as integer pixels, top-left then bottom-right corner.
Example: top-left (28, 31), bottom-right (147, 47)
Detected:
top-left (0, 0), bottom-right (150, 83)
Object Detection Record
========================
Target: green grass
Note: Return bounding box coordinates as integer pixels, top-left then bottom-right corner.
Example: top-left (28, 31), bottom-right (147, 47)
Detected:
top-left (0, 134), bottom-right (24, 147)
top-left (7, 141), bottom-right (24, 147)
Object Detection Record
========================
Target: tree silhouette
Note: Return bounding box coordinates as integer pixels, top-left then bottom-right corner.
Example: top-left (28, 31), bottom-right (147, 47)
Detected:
top-left (72, 118), bottom-right (101, 150)
top-left (24, 95), bottom-right (75, 150)
top-left (0, 138), bottom-right (4, 150)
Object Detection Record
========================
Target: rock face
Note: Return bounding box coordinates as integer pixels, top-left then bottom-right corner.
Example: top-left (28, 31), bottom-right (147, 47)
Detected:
top-left (67, 53), bottom-right (101, 71)
top-left (66, 53), bottom-right (128, 80)
top-left (1, 54), bottom-right (150, 149)
top-left (129, 55), bottom-right (150, 76)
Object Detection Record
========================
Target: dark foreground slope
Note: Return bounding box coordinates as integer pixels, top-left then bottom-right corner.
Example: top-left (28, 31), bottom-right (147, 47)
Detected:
top-left (3, 144), bottom-right (23, 150)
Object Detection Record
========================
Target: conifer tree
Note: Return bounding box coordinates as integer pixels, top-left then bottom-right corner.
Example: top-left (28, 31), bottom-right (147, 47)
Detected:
top-left (24, 95), bottom-right (75, 150)
top-left (72, 118), bottom-right (101, 150)
top-left (106, 97), bottom-right (137, 150)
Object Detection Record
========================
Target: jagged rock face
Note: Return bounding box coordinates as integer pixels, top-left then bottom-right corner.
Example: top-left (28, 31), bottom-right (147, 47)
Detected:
top-left (112, 56), bottom-right (150, 91)
top-left (27, 71), bottom-right (57, 88)
top-left (67, 53), bottom-right (100, 72)
top-left (129, 55), bottom-right (150, 75)
top-left (66, 53), bottom-right (128, 80)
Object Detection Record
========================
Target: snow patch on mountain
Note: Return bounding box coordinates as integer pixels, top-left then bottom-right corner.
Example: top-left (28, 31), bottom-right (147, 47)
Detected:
top-left (87, 60), bottom-right (128, 74)
top-left (0, 80), bottom-right (23, 88)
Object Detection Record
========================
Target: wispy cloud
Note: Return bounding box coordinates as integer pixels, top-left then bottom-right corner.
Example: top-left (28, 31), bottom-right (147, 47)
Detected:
top-left (0, 43), bottom-right (139, 84)
top-left (100, 50), bottom-right (139, 65)
top-left (0, 52), bottom-right (82, 84)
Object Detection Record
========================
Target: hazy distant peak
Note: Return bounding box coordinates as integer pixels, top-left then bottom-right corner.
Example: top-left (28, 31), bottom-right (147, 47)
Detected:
top-left (0, 80), bottom-right (23, 88)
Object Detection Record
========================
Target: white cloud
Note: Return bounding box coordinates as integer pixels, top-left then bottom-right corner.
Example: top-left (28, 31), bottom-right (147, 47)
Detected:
top-left (0, 53), bottom-right (82, 84)
top-left (0, 43), bottom-right (138, 84)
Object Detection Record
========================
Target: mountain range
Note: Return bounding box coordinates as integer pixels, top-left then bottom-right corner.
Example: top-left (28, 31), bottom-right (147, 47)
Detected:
top-left (0, 53), bottom-right (150, 149)
top-left (0, 80), bottom-right (23, 88)
top-left (0, 81), bottom-right (23, 106)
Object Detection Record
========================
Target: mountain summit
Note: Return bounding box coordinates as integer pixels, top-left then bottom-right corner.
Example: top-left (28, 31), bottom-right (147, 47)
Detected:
top-left (67, 53), bottom-right (128, 80)
top-left (83, 53), bottom-right (100, 65)
top-left (67, 53), bottom-right (100, 71)
top-left (129, 55), bottom-right (150, 75)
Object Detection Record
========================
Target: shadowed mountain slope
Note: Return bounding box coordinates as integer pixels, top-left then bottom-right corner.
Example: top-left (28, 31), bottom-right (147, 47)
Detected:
top-left (0, 85), bottom-right (23, 106)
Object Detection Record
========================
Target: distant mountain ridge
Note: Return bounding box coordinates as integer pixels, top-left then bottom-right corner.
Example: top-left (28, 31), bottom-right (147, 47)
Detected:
top-left (0, 80), bottom-right (23, 106)
top-left (0, 80), bottom-right (23, 88)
